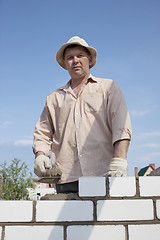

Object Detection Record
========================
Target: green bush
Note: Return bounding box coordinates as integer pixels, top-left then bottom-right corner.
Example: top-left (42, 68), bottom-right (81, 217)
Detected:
top-left (0, 158), bottom-right (35, 200)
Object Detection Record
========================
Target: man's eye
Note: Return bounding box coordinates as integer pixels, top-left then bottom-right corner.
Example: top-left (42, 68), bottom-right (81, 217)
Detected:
top-left (78, 54), bottom-right (84, 58)
top-left (67, 56), bottom-right (73, 60)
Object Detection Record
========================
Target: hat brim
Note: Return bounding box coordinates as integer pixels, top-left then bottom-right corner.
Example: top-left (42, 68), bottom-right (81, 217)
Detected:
top-left (56, 42), bottom-right (97, 69)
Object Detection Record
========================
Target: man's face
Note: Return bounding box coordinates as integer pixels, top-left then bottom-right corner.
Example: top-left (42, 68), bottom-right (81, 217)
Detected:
top-left (63, 46), bottom-right (91, 79)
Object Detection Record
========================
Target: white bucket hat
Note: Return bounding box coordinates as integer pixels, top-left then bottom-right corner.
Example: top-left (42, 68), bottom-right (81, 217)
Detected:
top-left (56, 36), bottom-right (97, 69)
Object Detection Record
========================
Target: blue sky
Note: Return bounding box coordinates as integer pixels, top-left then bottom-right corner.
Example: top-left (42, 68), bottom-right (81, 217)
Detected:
top-left (0, 0), bottom-right (160, 176)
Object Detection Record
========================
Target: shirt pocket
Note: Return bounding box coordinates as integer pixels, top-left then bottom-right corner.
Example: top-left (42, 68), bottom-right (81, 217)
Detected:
top-left (83, 93), bottom-right (104, 113)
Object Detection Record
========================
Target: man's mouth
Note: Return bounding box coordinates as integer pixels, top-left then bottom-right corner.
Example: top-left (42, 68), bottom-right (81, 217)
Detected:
top-left (72, 66), bottom-right (81, 70)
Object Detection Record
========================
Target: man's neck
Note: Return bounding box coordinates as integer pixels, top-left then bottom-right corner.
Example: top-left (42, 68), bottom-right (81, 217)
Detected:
top-left (71, 73), bottom-right (90, 89)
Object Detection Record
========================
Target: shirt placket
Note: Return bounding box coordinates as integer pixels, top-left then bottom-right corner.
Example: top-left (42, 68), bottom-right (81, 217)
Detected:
top-left (66, 87), bottom-right (81, 162)
top-left (74, 96), bottom-right (81, 161)
top-left (74, 85), bottom-right (87, 162)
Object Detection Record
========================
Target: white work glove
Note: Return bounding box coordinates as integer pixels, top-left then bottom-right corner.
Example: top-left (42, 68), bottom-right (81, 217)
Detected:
top-left (104, 157), bottom-right (128, 177)
top-left (34, 155), bottom-right (51, 177)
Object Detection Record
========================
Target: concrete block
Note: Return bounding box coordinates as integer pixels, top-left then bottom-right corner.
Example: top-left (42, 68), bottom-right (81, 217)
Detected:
top-left (36, 200), bottom-right (93, 222)
top-left (67, 225), bottom-right (125, 240)
top-left (156, 200), bottom-right (160, 219)
top-left (109, 177), bottom-right (136, 197)
top-left (139, 176), bottom-right (160, 196)
top-left (129, 224), bottom-right (160, 240)
top-left (5, 226), bottom-right (63, 240)
top-left (97, 199), bottom-right (154, 221)
top-left (0, 201), bottom-right (32, 222)
top-left (79, 176), bottom-right (106, 197)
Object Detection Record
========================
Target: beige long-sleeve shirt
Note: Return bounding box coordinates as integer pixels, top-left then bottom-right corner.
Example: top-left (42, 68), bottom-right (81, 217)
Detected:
top-left (33, 75), bottom-right (132, 183)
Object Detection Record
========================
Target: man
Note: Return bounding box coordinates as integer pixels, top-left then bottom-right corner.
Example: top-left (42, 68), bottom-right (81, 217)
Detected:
top-left (33, 36), bottom-right (132, 193)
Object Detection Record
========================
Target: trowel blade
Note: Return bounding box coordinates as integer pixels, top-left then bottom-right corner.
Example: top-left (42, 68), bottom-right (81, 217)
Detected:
top-left (37, 177), bottom-right (60, 184)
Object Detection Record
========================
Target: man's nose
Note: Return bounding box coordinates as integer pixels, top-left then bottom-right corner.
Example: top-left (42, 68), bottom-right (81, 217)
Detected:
top-left (73, 56), bottom-right (79, 63)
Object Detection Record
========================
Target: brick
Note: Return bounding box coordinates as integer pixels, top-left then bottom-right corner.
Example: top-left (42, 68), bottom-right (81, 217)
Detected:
top-left (5, 226), bottom-right (63, 240)
top-left (67, 225), bottom-right (125, 240)
top-left (139, 176), bottom-right (160, 196)
top-left (79, 176), bottom-right (106, 197)
top-left (129, 224), bottom-right (160, 240)
top-left (0, 201), bottom-right (32, 222)
top-left (97, 199), bottom-right (154, 221)
top-left (36, 200), bottom-right (93, 222)
top-left (156, 200), bottom-right (160, 219)
top-left (109, 177), bottom-right (136, 197)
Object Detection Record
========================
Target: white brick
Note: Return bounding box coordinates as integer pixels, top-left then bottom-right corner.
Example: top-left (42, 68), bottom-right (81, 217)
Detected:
top-left (109, 177), bottom-right (136, 197)
top-left (139, 176), bottom-right (160, 196)
top-left (0, 201), bottom-right (32, 222)
top-left (36, 200), bottom-right (93, 222)
top-left (67, 225), bottom-right (125, 240)
top-left (97, 199), bottom-right (153, 221)
top-left (156, 200), bottom-right (160, 219)
top-left (5, 226), bottom-right (63, 240)
top-left (129, 224), bottom-right (160, 240)
top-left (79, 177), bottom-right (106, 197)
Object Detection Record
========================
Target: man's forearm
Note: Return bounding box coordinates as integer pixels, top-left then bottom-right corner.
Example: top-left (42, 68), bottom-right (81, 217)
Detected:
top-left (113, 139), bottom-right (130, 159)
top-left (104, 139), bottom-right (130, 177)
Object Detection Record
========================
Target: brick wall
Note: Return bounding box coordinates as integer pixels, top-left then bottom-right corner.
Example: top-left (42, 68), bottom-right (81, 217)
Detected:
top-left (1, 176), bottom-right (160, 240)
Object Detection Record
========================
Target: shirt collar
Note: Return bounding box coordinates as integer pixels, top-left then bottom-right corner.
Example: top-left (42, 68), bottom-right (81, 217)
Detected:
top-left (88, 74), bottom-right (97, 83)
top-left (59, 74), bottom-right (97, 92)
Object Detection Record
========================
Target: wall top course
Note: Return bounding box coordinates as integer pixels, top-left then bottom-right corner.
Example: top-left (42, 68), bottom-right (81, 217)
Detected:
top-left (79, 176), bottom-right (160, 199)
top-left (79, 176), bottom-right (106, 197)
top-left (109, 176), bottom-right (136, 197)
top-left (139, 176), bottom-right (160, 197)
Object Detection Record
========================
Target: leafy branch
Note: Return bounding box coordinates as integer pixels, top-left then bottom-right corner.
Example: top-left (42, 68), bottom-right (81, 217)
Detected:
top-left (0, 158), bottom-right (35, 200)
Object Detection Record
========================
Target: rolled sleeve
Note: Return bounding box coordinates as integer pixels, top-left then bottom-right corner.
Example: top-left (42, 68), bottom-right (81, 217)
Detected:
top-left (33, 99), bottom-right (54, 157)
top-left (107, 81), bottom-right (132, 145)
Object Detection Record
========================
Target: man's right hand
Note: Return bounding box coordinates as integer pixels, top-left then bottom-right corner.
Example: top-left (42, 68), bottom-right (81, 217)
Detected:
top-left (34, 155), bottom-right (51, 177)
